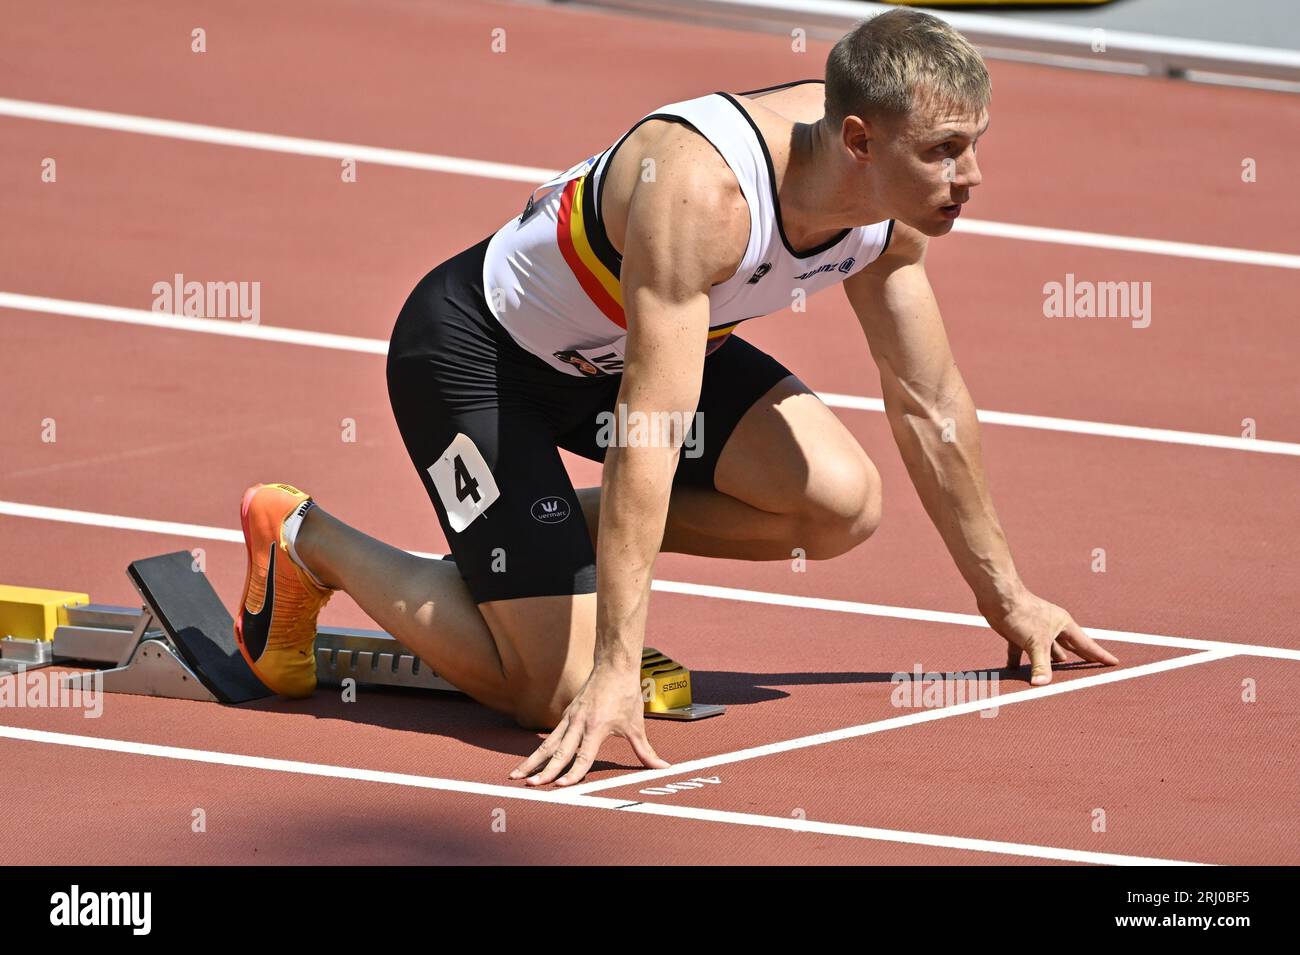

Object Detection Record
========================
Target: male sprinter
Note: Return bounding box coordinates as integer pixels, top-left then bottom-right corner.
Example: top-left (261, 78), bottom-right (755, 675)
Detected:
top-left (234, 10), bottom-right (1117, 787)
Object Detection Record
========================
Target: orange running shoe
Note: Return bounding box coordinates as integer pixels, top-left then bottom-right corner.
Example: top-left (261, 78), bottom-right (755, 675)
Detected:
top-left (235, 483), bottom-right (335, 698)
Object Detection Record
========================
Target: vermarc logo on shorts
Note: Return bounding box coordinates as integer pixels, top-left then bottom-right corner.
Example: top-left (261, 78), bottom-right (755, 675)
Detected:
top-left (531, 496), bottom-right (571, 524)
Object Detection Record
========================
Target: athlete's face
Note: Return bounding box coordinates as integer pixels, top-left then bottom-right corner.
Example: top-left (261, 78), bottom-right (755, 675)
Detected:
top-left (873, 98), bottom-right (988, 237)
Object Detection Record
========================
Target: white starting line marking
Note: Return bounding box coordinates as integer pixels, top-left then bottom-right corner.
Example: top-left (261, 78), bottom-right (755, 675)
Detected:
top-left (1, 96), bottom-right (1297, 270)
top-left (5, 293), bottom-right (1298, 457)
top-left (0, 725), bottom-right (1202, 866)
top-left (638, 775), bottom-right (723, 796)
top-left (568, 649), bottom-right (1237, 794)
top-left (618, 802), bottom-right (1205, 866)
top-left (0, 501), bottom-right (1254, 865)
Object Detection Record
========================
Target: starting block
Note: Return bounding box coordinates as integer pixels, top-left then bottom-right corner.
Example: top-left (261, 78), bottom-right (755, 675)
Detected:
top-left (1, 551), bottom-right (724, 720)
top-left (640, 649), bottom-right (724, 720)
top-left (0, 584), bottom-right (91, 671)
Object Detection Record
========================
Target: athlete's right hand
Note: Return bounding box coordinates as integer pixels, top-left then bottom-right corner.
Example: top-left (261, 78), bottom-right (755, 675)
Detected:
top-left (509, 664), bottom-right (670, 787)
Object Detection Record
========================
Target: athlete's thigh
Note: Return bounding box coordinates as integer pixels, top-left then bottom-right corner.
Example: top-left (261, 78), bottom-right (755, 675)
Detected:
top-left (477, 591), bottom-right (596, 727)
top-left (389, 361), bottom-right (593, 594)
top-left (389, 358), bottom-right (601, 713)
top-left (690, 337), bottom-right (879, 515)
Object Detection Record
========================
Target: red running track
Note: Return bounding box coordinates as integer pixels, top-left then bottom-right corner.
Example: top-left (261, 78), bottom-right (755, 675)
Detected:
top-left (1, 0), bottom-right (1297, 865)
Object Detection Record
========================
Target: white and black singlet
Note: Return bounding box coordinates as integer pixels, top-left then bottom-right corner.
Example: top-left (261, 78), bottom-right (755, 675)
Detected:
top-left (386, 79), bottom-right (894, 604)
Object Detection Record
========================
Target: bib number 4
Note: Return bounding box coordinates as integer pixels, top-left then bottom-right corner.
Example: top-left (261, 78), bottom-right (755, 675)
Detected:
top-left (428, 433), bottom-right (500, 532)
top-left (453, 453), bottom-right (481, 504)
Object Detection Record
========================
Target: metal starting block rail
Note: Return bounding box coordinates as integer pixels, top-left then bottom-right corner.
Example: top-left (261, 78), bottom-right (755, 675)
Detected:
top-left (0, 552), bottom-right (724, 720)
top-left (44, 605), bottom-right (460, 704)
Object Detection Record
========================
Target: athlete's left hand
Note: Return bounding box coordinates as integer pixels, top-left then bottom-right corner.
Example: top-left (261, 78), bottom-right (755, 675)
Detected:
top-left (509, 662), bottom-right (670, 787)
top-left (981, 590), bottom-right (1119, 685)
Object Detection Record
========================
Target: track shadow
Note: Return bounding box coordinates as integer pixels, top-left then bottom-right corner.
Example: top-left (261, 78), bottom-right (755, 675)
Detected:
top-left (688, 659), bottom-right (1107, 705)
top-left (226, 659), bottom-right (1111, 773)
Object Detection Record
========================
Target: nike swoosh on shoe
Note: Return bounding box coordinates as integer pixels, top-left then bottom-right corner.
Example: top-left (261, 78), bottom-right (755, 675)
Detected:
top-left (241, 541), bottom-right (277, 661)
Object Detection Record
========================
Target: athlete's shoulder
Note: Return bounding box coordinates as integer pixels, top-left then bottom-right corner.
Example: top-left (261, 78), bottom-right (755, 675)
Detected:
top-left (844, 222), bottom-right (926, 296)
top-left (870, 219), bottom-right (927, 269)
top-left (631, 118), bottom-right (746, 215)
top-left (624, 125), bottom-right (749, 287)
top-left (733, 78), bottom-right (826, 125)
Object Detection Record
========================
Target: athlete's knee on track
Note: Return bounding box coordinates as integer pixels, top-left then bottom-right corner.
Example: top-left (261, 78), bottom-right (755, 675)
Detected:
top-left (512, 672), bottom-right (584, 730)
top-left (798, 453), bottom-right (882, 559)
top-left (479, 594), bottom-right (595, 731)
top-left (513, 700), bottom-right (563, 731)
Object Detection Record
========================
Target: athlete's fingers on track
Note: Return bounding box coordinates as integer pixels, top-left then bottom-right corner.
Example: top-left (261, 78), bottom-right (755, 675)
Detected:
top-left (554, 737), bottom-right (602, 786)
top-left (624, 724), bottom-right (670, 772)
top-left (1028, 637), bottom-right (1054, 686)
top-left (510, 714), bottom-right (573, 780)
top-left (525, 718), bottom-right (587, 786)
top-left (1059, 619), bottom-right (1120, 666)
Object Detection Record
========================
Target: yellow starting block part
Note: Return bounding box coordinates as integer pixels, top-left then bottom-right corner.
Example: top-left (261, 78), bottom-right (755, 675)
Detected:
top-left (641, 648), bottom-right (693, 713)
top-left (641, 648), bottom-right (724, 720)
top-left (0, 585), bottom-right (90, 642)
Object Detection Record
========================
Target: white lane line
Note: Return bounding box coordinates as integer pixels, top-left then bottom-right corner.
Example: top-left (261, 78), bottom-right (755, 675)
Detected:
top-left (0, 725), bottom-right (569, 802)
top-left (617, 803), bottom-right (1205, 866)
top-left (4, 499), bottom-right (1298, 662)
top-left (0, 725), bottom-right (1202, 865)
top-left (1, 96), bottom-right (1297, 270)
top-left (0, 97), bottom-right (553, 184)
top-left (6, 292), bottom-right (1298, 456)
top-left (953, 217), bottom-right (1300, 269)
top-left (649, 580), bottom-right (1300, 662)
top-left (569, 650), bottom-right (1237, 794)
top-left (0, 292), bottom-right (387, 355)
top-left (0, 499), bottom-right (244, 544)
top-left (819, 393), bottom-right (1300, 457)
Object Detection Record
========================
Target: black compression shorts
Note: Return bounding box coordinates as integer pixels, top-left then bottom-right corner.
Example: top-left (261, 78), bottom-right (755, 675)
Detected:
top-left (386, 233), bottom-right (794, 604)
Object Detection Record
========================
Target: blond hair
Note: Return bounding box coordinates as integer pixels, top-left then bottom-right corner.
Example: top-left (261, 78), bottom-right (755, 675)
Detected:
top-left (825, 9), bottom-right (990, 127)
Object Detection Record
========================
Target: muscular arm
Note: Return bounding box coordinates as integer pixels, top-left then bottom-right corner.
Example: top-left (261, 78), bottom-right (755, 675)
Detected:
top-left (844, 222), bottom-right (1118, 682)
top-left (847, 223), bottom-right (1112, 680)
top-left (512, 133), bottom-right (752, 787)
top-left (593, 156), bottom-right (748, 674)
top-left (844, 222), bottom-right (1024, 613)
